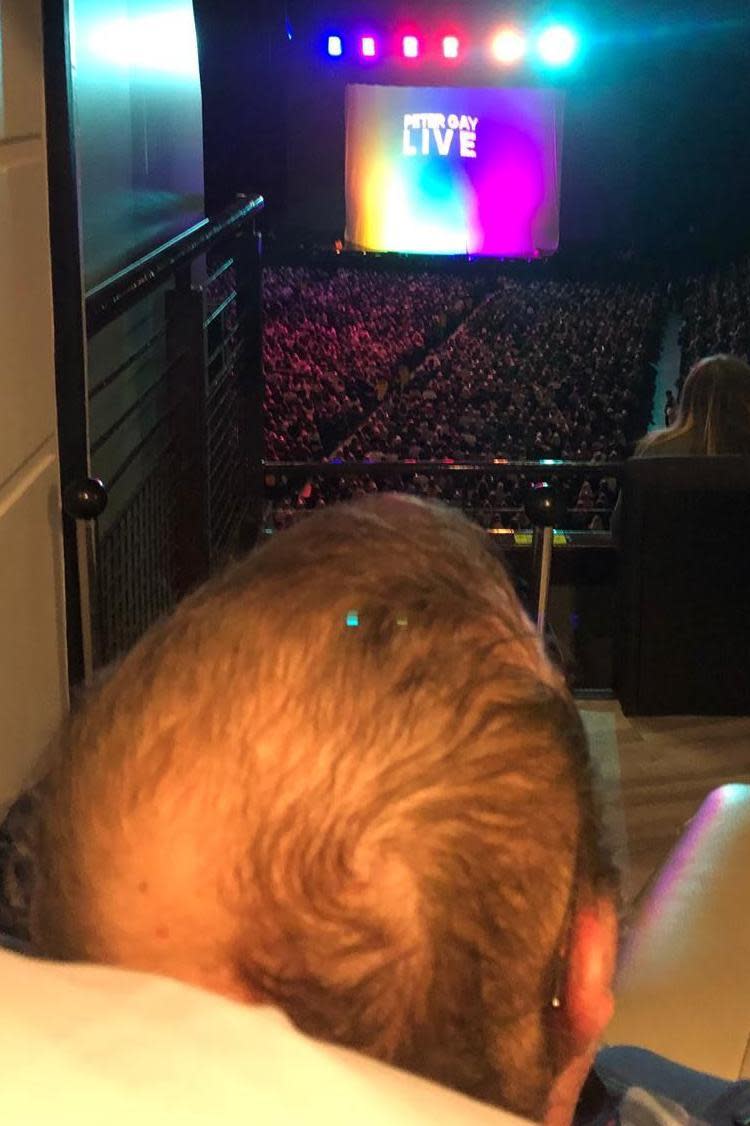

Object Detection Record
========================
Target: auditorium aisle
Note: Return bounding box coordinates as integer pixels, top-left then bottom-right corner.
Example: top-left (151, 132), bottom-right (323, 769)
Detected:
top-left (580, 700), bottom-right (750, 913)
top-left (648, 312), bottom-right (683, 431)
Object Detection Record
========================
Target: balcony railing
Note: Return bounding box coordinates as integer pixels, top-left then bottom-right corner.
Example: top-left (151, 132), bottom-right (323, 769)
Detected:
top-left (65, 195), bottom-right (264, 673)
top-left (262, 458), bottom-right (623, 537)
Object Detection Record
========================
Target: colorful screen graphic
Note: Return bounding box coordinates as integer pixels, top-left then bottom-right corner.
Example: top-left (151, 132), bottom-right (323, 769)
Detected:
top-left (345, 85), bottom-right (564, 256)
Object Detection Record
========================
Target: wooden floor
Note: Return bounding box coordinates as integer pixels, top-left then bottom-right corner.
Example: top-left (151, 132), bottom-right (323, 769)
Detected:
top-left (580, 700), bottom-right (750, 909)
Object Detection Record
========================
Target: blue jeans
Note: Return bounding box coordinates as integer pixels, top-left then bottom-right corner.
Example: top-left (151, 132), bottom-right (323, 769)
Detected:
top-left (596, 1046), bottom-right (750, 1126)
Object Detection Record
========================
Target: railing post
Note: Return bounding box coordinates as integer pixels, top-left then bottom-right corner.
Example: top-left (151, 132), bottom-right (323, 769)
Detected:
top-left (524, 481), bottom-right (566, 635)
top-left (166, 279), bottom-right (211, 596)
top-left (61, 478), bottom-right (108, 681)
top-left (234, 210), bottom-right (265, 549)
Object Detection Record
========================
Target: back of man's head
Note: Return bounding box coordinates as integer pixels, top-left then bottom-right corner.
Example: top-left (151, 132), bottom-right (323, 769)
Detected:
top-left (33, 496), bottom-right (615, 1118)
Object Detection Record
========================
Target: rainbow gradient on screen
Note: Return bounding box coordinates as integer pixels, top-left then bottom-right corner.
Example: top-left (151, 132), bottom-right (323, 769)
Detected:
top-left (345, 85), bottom-right (564, 256)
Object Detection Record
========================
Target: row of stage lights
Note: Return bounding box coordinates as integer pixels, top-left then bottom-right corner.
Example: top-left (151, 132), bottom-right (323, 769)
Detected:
top-left (325, 25), bottom-right (579, 67)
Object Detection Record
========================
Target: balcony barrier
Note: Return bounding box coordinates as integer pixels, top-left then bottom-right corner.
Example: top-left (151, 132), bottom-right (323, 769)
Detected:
top-left (64, 196), bottom-right (264, 673)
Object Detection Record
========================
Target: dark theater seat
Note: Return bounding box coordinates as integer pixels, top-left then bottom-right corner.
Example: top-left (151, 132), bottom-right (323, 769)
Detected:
top-left (616, 457), bottom-right (750, 715)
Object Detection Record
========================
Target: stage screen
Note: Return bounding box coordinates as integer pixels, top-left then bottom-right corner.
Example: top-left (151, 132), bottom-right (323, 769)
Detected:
top-left (345, 85), bottom-right (564, 256)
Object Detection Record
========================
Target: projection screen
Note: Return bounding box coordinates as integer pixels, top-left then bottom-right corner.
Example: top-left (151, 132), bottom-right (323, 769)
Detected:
top-left (345, 84), bottom-right (564, 256)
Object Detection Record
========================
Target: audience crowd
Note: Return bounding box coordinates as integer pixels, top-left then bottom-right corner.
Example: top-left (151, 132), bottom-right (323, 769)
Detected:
top-left (680, 258), bottom-right (750, 383)
top-left (265, 269), bottom-right (664, 531)
top-left (263, 266), bottom-right (481, 459)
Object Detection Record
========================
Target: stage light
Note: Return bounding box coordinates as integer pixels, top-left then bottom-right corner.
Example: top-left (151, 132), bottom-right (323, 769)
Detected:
top-left (402, 35), bottom-right (419, 58)
top-left (536, 25), bottom-right (578, 65)
top-left (327, 35), bottom-right (343, 57)
top-left (491, 27), bottom-right (526, 65)
top-left (442, 35), bottom-right (460, 59)
top-left (360, 35), bottom-right (377, 58)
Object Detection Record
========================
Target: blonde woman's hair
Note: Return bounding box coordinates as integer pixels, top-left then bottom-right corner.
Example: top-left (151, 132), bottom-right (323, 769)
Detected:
top-left (637, 354), bottom-right (750, 457)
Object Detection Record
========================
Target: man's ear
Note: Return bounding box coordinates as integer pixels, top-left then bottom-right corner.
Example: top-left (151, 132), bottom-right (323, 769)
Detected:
top-left (563, 896), bottom-right (619, 1050)
top-left (542, 899), bottom-right (619, 1126)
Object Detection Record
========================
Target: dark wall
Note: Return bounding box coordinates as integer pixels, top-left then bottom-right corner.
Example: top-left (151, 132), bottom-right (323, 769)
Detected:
top-left (632, 30), bottom-right (750, 265)
top-left (194, 0), bottom-right (289, 217)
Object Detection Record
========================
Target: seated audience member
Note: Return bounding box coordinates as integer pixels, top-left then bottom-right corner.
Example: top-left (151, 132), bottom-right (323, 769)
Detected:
top-left (610, 353), bottom-right (750, 538)
top-left (31, 495), bottom-right (618, 1125)
top-left (23, 497), bottom-right (750, 1125)
top-left (635, 354), bottom-right (750, 458)
top-left (664, 390), bottom-right (676, 428)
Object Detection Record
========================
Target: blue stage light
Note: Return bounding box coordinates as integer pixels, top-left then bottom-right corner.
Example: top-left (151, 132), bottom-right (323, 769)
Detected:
top-left (327, 34), bottom-right (343, 57)
top-left (536, 24), bottom-right (578, 66)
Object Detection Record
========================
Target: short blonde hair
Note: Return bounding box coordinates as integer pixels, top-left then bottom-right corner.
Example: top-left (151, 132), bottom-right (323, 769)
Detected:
top-left (34, 496), bottom-right (614, 1117)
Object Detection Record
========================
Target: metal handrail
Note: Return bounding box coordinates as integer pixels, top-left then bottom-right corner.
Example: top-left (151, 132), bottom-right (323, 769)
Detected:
top-left (263, 459), bottom-right (624, 479)
top-left (85, 194), bottom-right (264, 337)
